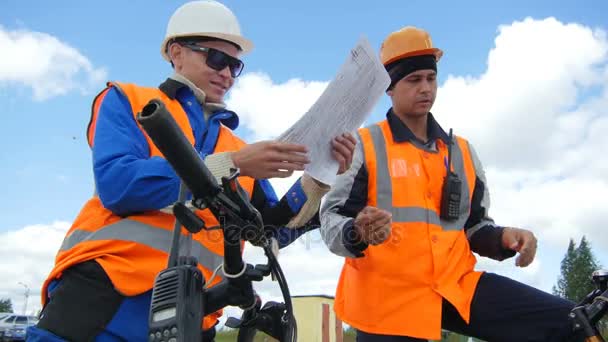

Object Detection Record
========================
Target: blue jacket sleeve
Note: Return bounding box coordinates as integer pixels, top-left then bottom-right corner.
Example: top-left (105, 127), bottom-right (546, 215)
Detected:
top-left (252, 179), bottom-right (319, 249)
top-left (92, 87), bottom-right (180, 215)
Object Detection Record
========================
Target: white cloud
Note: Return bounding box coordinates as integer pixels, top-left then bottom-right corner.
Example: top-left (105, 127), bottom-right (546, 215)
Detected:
top-left (486, 172), bottom-right (608, 248)
top-left (226, 72), bottom-right (328, 140)
top-left (225, 72), bottom-right (327, 198)
top-left (428, 17), bottom-right (608, 259)
top-left (0, 222), bottom-right (69, 315)
top-left (433, 17), bottom-right (608, 171)
top-left (0, 25), bottom-right (107, 101)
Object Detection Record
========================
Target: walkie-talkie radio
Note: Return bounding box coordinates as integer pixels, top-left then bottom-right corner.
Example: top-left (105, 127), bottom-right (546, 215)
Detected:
top-left (148, 258), bottom-right (204, 342)
top-left (147, 202), bottom-right (206, 342)
top-left (440, 129), bottom-right (462, 221)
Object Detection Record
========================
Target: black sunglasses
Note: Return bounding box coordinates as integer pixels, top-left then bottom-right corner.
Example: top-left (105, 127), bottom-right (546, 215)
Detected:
top-left (182, 43), bottom-right (244, 78)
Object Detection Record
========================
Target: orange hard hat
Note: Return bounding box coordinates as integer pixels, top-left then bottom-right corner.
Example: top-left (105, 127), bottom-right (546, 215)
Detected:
top-left (380, 26), bottom-right (443, 66)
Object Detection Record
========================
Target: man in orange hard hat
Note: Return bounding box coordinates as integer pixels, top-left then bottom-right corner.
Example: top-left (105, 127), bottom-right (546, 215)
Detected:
top-left (320, 26), bottom-right (584, 341)
top-left (27, 1), bottom-right (356, 341)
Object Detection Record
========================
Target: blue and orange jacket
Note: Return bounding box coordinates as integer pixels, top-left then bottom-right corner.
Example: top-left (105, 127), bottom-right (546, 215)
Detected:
top-left (42, 79), bottom-right (319, 329)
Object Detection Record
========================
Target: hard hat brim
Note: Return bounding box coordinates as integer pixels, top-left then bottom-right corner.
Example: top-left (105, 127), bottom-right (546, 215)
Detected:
top-left (161, 32), bottom-right (254, 62)
top-left (383, 48), bottom-right (443, 66)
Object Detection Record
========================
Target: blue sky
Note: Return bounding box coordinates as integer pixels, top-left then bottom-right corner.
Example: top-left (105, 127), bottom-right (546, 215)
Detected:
top-left (1, 0), bottom-right (608, 317)
top-left (1, 0), bottom-right (605, 230)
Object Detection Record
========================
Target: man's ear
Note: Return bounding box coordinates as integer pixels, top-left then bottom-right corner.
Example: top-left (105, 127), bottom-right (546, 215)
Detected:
top-left (168, 43), bottom-right (183, 68)
top-left (386, 88), bottom-right (394, 97)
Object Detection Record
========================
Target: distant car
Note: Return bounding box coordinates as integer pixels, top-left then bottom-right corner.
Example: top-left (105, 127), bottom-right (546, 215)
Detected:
top-left (0, 315), bottom-right (38, 342)
top-left (0, 315), bottom-right (9, 340)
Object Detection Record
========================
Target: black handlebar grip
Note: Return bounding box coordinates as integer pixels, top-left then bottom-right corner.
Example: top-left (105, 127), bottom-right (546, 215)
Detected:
top-left (136, 99), bottom-right (222, 199)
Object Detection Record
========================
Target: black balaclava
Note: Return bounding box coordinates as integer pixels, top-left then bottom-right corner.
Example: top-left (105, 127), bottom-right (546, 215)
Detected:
top-left (385, 54), bottom-right (437, 90)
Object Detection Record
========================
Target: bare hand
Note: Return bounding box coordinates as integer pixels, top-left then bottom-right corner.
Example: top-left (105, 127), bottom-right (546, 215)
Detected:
top-left (354, 206), bottom-right (392, 245)
top-left (502, 227), bottom-right (537, 267)
top-left (232, 141), bottom-right (310, 179)
top-left (331, 133), bottom-right (357, 174)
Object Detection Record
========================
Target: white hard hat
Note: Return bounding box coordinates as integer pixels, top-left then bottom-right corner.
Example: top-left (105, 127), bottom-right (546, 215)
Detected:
top-left (160, 0), bottom-right (254, 62)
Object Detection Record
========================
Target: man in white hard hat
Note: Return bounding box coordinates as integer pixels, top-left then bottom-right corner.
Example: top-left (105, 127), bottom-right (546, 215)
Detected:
top-left (27, 1), bottom-right (356, 341)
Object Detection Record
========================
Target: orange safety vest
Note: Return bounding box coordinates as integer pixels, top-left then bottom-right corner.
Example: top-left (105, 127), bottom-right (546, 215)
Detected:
top-left (42, 81), bottom-right (254, 330)
top-left (334, 119), bottom-right (482, 339)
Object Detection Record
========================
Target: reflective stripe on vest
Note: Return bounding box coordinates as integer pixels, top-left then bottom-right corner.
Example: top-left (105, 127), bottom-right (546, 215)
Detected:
top-left (332, 120), bottom-right (481, 338)
top-left (366, 124), bottom-right (471, 231)
top-left (59, 219), bottom-right (224, 273)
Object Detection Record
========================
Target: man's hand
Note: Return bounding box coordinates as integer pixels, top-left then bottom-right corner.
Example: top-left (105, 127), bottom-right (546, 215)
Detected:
top-left (232, 141), bottom-right (310, 179)
top-left (354, 206), bottom-right (392, 245)
top-left (331, 133), bottom-right (357, 175)
top-left (502, 227), bottom-right (538, 267)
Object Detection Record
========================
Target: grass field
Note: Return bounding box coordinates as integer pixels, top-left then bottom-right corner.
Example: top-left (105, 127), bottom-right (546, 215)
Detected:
top-left (215, 328), bottom-right (357, 341)
top-left (214, 328), bottom-right (483, 341)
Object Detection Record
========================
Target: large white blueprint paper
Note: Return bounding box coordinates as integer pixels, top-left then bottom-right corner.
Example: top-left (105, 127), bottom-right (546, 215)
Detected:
top-left (278, 36), bottom-right (390, 185)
